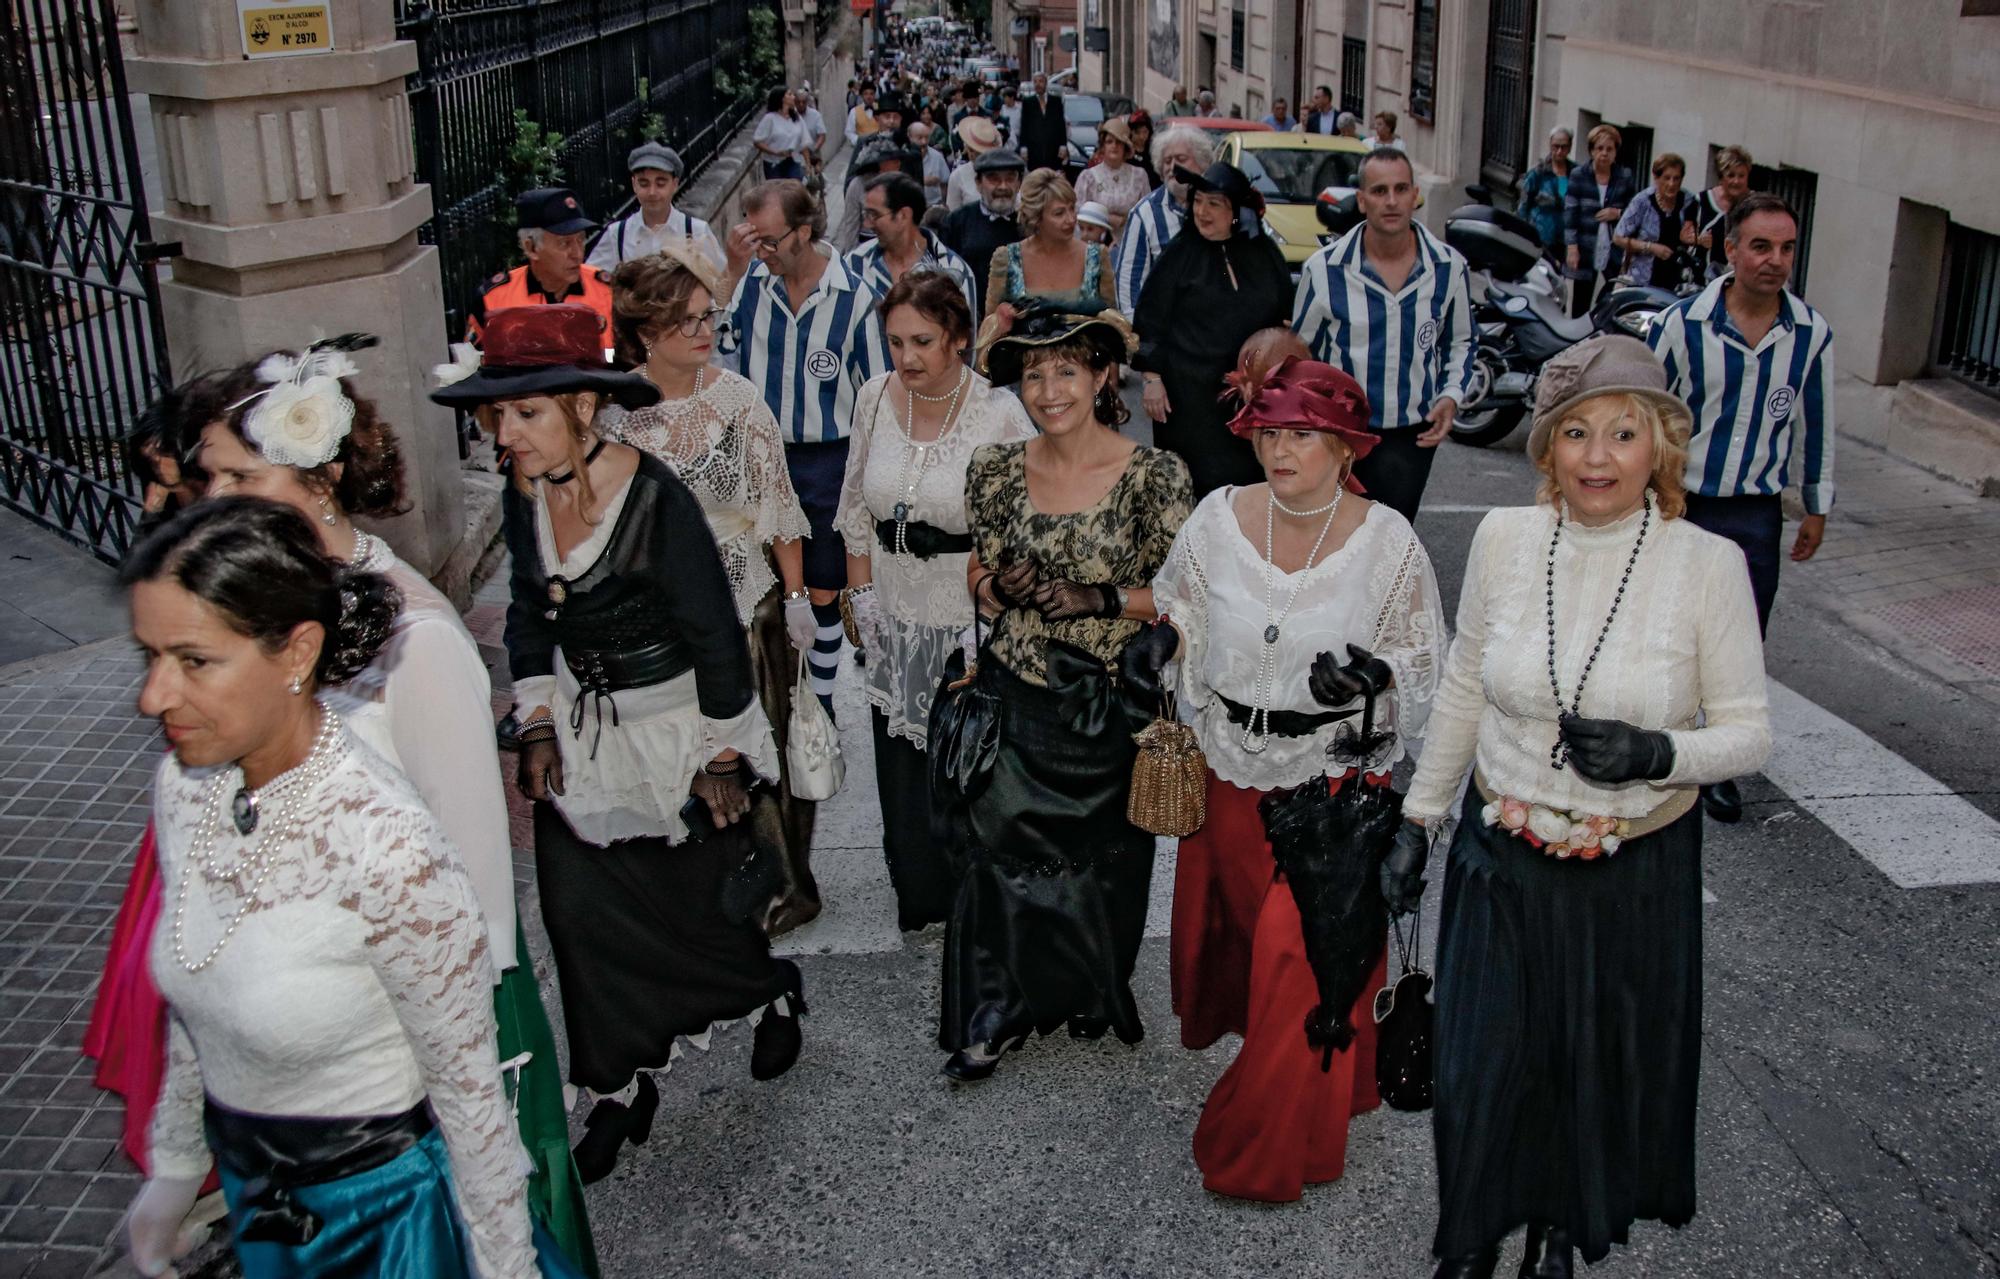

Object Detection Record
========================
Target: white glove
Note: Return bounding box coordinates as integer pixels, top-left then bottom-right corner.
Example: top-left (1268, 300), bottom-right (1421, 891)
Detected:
top-left (127, 1174), bottom-right (205, 1277)
top-left (783, 593), bottom-right (817, 654)
top-left (850, 586), bottom-right (885, 657)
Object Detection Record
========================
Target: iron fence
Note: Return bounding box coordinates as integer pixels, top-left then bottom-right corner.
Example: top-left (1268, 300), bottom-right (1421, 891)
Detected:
top-left (1936, 222), bottom-right (2000, 398)
top-left (395, 0), bottom-right (770, 341)
top-left (0, 0), bottom-right (173, 561)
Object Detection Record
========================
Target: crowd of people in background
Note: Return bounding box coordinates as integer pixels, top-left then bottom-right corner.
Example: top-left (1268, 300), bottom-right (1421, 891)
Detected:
top-left (90, 15), bottom-right (1837, 1279)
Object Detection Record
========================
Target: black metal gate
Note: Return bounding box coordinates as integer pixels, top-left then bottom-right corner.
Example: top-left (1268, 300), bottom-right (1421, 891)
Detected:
top-left (1478, 0), bottom-right (1535, 192)
top-left (0, 0), bottom-right (173, 561)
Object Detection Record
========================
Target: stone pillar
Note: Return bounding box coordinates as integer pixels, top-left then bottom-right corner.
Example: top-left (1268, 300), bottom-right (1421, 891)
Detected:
top-left (125, 0), bottom-right (462, 575)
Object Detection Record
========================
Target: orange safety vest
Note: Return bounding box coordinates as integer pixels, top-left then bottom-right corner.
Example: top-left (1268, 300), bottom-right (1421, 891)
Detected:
top-left (465, 265), bottom-right (615, 346)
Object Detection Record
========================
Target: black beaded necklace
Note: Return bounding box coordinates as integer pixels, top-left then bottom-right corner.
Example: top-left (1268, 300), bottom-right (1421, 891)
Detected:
top-left (1545, 492), bottom-right (1650, 770)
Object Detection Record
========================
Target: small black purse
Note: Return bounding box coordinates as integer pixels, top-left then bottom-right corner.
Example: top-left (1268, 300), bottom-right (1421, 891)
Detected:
top-left (1372, 904), bottom-right (1435, 1111)
top-left (927, 615), bottom-right (1001, 812)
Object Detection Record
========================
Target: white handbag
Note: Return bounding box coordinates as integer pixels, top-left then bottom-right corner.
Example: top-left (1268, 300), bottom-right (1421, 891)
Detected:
top-left (785, 653), bottom-right (845, 801)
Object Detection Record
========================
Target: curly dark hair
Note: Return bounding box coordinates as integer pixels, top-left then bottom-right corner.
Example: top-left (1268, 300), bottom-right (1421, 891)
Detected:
top-left (121, 496), bottom-right (401, 687)
top-left (126, 372), bottom-right (231, 493)
top-left (880, 270), bottom-right (974, 350)
top-left (609, 254), bottom-right (709, 366)
top-left (216, 352), bottom-right (408, 518)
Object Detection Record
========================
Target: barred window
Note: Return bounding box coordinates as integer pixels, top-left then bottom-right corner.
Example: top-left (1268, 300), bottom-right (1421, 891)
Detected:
top-left (1409, 0), bottom-right (1438, 123)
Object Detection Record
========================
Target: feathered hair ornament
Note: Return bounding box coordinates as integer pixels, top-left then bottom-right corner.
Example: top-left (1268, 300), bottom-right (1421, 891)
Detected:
top-left (231, 333), bottom-right (379, 470)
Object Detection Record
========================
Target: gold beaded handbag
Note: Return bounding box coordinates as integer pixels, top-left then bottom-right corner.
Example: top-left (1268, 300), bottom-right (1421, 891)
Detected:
top-left (1128, 690), bottom-right (1208, 838)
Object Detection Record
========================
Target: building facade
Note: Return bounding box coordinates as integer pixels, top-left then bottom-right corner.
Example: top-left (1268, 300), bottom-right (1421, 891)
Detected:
top-left (1081, 0), bottom-right (2000, 487)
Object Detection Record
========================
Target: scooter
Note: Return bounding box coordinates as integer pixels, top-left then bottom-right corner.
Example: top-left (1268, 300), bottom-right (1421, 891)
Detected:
top-left (1445, 204), bottom-right (1688, 448)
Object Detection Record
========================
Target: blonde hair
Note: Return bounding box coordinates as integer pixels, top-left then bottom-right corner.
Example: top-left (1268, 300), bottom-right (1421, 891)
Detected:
top-left (1017, 169), bottom-right (1076, 235)
top-left (1716, 145), bottom-right (1753, 178)
top-left (1586, 123), bottom-right (1622, 154)
top-left (1533, 391), bottom-right (1688, 520)
top-left (477, 392), bottom-right (608, 521)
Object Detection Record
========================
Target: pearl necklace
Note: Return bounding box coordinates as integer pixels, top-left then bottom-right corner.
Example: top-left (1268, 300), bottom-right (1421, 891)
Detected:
top-left (891, 367), bottom-right (968, 549)
top-left (1545, 493), bottom-right (1650, 770)
top-left (1242, 488), bottom-right (1343, 754)
top-left (174, 706), bottom-right (346, 974)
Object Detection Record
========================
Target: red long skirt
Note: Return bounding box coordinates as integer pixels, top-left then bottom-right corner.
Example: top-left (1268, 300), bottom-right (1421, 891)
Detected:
top-left (81, 823), bottom-right (169, 1174)
top-left (1171, 770), bottom-right (1386, 1203)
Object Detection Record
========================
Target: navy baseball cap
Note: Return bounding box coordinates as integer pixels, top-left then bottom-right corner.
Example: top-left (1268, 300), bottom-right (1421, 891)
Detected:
top-left (516, 187), bottom-right (598, 236)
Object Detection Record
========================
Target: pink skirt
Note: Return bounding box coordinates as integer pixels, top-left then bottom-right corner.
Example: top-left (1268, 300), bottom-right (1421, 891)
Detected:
top-left (81, 823), bottom-right (171, 1175)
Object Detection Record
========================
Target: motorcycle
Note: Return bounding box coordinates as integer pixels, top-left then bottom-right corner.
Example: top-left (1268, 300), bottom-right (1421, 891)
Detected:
top-left (1445, 203), bottom-right (1690, 448)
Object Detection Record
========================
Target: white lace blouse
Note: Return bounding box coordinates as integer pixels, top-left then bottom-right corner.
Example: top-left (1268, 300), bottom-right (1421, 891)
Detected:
top-left (1153, 490), bottom-right (1446, 791)
top-left (602, 370), bottom-right (812, 628)
top-left (834, 370), bottom-right (1037, 746)
top-left (1404, 503), bottom-right (1772, 822)
top-left (148, 725), bottom-right (536, 1278)
top-left (325, 533), bottom-right (518, 972)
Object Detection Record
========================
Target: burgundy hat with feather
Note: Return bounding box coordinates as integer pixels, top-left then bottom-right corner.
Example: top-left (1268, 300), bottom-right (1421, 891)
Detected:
top-left (1224, 355), bottom-right (1379, 492)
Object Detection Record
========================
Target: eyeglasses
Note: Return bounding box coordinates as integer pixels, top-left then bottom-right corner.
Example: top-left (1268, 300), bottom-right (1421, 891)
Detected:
top-left (753, 226), bottom-right (803, 253)
top-left (671, 307), bottom-right (725, 337)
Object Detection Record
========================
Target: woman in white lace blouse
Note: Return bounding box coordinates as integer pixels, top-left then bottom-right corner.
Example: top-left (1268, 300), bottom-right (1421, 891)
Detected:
top-left (123, 499), bottom-right (571, 1279)
top-left (1144, 355), bottom-right (1443, 1204)
top-left (1402, 337), bottom-right (1770, 1279)
top-left (835, 271), bottom-right (1034, 931)
top-left (606, 247), bottom-right (822, 934)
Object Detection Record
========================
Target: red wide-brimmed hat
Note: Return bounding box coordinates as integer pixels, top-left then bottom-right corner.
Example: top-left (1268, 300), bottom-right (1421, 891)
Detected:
top-left (429, 304), bottom-right (660, 410)
top-left (1225, 356), bottom-right (1379, 488)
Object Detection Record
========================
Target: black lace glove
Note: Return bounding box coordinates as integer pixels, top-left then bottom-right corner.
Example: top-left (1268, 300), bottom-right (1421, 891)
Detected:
top-left (1030, 579), bottom-right (1121, 621)
top-left (989, 559), bottom-right (1039, 610)
top-left (1308, 643), bottom-right (1395, 708)
top-left (1117, 621), bottom-right (1181, 704)
top-left (1381, 821), bottom-right (1429, 917)
top-left (1559, 715), bottom-right (1677, 784)
top-left (691, 758), bottom-right (753, 828)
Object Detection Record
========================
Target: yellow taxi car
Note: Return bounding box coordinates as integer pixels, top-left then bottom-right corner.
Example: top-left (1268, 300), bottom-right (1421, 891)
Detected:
top-left (1218, 132), bottom-right (1373, 272)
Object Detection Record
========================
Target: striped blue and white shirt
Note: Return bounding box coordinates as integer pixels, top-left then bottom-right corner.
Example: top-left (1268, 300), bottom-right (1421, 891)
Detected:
top-left (1649, 276), bottom-right (1836, 514)
top-left (1291, 222), bottom-right (1478, 430)
top-left (1111, 184), bottom-right (1185, 322)
top-left (840, 228), bottom-right (980, 325)
top-left (723, 245), bottom-right (889, 446)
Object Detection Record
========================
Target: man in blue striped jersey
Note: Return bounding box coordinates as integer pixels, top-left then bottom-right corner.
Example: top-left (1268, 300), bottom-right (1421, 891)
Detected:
top-left (1648, 192), bottom-right (1834, 822)
top-left (721, 179), bottom-right (891, 713)
top-left (843, 172), bottom-right (980, 320)
top-left (1111, 125), bottom-right (1212, 322)
top-left (1290, 148), bottom-right (1477, 521)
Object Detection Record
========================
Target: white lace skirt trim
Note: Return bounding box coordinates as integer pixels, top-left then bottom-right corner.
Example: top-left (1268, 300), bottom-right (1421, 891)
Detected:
top-left (863, 616), bottom-right (962, 748)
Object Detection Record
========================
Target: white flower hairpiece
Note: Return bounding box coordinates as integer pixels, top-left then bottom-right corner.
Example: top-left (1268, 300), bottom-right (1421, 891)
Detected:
top-left (432, 343), bottom-right (482, 388)
top-left (232, 334), bottom-right (376, 469)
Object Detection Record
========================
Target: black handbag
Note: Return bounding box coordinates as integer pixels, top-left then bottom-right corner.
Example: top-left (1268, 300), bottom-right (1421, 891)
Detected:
top-left (927, 616), bottom-right (1000, 804)
top-left (1372, 904), bottom-right (1434, 1111)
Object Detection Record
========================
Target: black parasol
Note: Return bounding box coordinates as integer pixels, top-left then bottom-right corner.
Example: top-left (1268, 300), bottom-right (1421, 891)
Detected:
top-left (1256, 683), bottom-right (1403, 1070)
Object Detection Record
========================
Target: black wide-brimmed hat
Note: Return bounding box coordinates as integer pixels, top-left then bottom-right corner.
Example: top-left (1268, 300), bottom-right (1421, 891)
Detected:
top-left (981, 304), bottom-right (1138, 387)
top-left (1173, 161), bottom-right (1266, 216)
top-left (430, 305), bottom-right (661, 410)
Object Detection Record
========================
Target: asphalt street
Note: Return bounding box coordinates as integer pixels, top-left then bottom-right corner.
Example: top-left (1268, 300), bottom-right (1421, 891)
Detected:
top-left (567, 399), bottom-right (2000, 1278)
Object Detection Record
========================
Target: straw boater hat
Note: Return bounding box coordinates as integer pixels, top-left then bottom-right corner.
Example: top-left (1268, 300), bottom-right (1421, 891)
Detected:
top-left (1525, 334), bottom-right (1692, 460)
top-left (1097, 117), bottom-right (1136, 152)
top-left (981, 304), bottom-right (1138, 387)
top-left (1224, 356), bottom-right (1378, 493)
top-left (956, 115), bottom-right (1001, 155)
top-left (1076, 201), bottom-right (1114, 233)
top-left (430, 305), bottom-right (660, 410)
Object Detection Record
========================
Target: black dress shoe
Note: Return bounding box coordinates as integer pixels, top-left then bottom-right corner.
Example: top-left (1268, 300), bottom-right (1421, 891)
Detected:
top-left (750, 961), bottom-right (807, 1081)
top-left (571, 1072), bottom-right (658, 1185)
top-left (1518, 1223), bottom-right (1573, 1279)
top-left (1431, 1246), bottom-right (1500, 1279)
top-left (1701, 778), bottom-right (1744, 823)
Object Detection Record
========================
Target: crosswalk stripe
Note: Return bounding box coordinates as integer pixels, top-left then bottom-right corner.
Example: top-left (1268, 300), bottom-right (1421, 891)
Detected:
top-left (1763, 679), bottom-right (2000, 888)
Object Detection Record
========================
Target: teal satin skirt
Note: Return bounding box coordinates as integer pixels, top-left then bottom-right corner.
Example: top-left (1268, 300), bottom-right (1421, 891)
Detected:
top-left (218, 1128), bottom-right (585, 1278)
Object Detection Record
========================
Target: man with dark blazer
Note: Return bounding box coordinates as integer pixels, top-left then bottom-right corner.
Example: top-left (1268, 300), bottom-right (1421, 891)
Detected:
top-left (1017, 71), bottom-right (1068, 172)
top-left (1301, 85), bottom-right (1341, 136)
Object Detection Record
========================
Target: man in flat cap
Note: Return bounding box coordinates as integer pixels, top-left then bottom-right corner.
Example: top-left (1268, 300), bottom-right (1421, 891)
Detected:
top-left (586, 142), bottom-right (726, 275)
top-left (466, 186), bottom-right (614, 344)
top-left (938, 147), bottom-right (1026, 313)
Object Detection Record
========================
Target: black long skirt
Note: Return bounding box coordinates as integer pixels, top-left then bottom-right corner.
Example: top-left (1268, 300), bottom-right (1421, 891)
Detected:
top-left (940, 663), bottom-right (1155, 1051)
top-left (872, 707), bottom-right (954, 931)
top-left (534, 803), bottom-right (790, 1093)
top-left (1432, 787), bottom-right (1703, 1263)
top-left (750, 590), bottom-right (819, 921)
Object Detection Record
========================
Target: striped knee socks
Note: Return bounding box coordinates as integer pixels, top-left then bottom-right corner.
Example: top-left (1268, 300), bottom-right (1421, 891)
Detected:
top-left (808, 600), bottom-right (843, 715)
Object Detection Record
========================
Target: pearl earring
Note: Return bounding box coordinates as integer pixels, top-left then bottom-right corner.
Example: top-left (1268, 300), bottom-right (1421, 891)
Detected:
top-left (319, 499), bottom-right (337, 526)
top-left (289, 677), bottom-right (303, 695)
